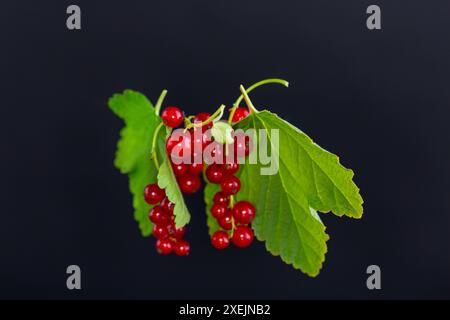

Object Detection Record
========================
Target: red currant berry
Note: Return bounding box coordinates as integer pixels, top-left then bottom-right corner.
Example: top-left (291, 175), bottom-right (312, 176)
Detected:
top-left (231, 132), bottom-right (252, 157)
top-left (213, 191), bottom-right (230, 206)
top-left (156, 239), bottom-right (174, 255)
top-left (172, 162), bottom-right (188, 176)
top-left (188, 162), bottom-right (204, 175)
top-left (220, 175), bottom-right (241, 195)
top-left (211, 203), bottom-right (228, 219)
top-left (231, 107), bottom-right (249, 123)
top-left (218, 214), bottom-right (233, 230)
top-left (144, 184), bottom-right (165, 205)
top-left (193, 112), bottom-right (213, 130)
top-left (232, 201), bottom-right (256, 225)
top-left (190, 128), bottom-right (211, 151)
top-left (161, 106), bottom-right (183, 128)
top-left (166, 132), bottom-right (192, 160)
top-left (160, 197), bottom-right (174, 214)
top-left (174, 240), bottom-right (190, 256)
top-left (211, 231), bottom-right (230, 249)
top-left (173, 226), bottom-right (186, 240)
top-left (231, 226), bottom-right (254, 248)
top-left (205, 164), bottom-right (225, 184)
top-left (204, 141), bottom-right (225, 164)
top-left (178, 174), bottom-right (201, 194)
top-left (223, 163), bottom-right (240, 175)
top-left (166, 221), bottom-right (176, 235)
top-left (148, 205), bottom-right (170, 225)
top-left (152, 224), bottom-right (169, 239)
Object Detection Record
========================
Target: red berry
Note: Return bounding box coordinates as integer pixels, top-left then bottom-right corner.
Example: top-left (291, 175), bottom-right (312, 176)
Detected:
top-left (232, 201), bottom-right (256, 224)
top-left (161, 106), bottom-right (184, 128)
top-left (205, 164), bottom-right (225, 184)
top-left (231, 107), bottom-right (249, 123)
top-left (211, 231), bottom-right (230, 249)
top-left (218, 214), bottom-right (233, 230)
top-left (204, 141), bottom-right (225, 164)
top-left (166, 132), bottom-right (192, 161)
top-left (211, 203), bottom-right (228, 219)
top-left (231, 226), bottom-right (254, 248)
top-left (188, 162), bottom-right (204, 175)
top-left (223, 163), bottom-right (240, 175)
top-left (144, 184), bottom-right (165, 204)
top-left (213, 191), bottom-right (230, 206)
top-left (174, 240), bottom-right (190, 256)
top-left (193, 112), bottom-right (213, 130)
top-left (148, 205), bottom-right (170, 225)
top-left (156, 239), bottom-right (174, 255)
top-left (190, 128), bottom-right (211, 151)
top-left (160, 197), bottom-right (174, 214)
top-left (152, 224), bottom-right (169, 239)
top-left (220, 175), bottom-right (241, 195)
top-left (231, 132), bottom-right (252, 157)
top-left (178, 174), bottom-right (201, 194)
top-left (172, 162), bottom-right (188, 176)
top-left (166, 221), bottom-right (176, 235)
top-left (173, 226), bottom-right (186, 240)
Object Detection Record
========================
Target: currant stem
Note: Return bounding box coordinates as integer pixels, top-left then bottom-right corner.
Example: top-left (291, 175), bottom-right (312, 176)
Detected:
top-left (228, 78), bottom-right (289, 124)
top-left (239, 85), bottom-right (258, 114)
top-left (185, 104), bottom-right (226, 129)
top-left (154, 89), bottom-right (168, 116)
top-left (151, 122), bottom-right (164, 170)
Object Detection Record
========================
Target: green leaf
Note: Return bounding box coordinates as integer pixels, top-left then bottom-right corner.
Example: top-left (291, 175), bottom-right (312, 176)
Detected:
top-left (157, 157), bottom-right (191, 228)
top-left (211, 121), bottom-right (234, 144)
top-left (108, 90), bottom-right (161, 236)
top-left (232, 110), bottom-right (363, 276)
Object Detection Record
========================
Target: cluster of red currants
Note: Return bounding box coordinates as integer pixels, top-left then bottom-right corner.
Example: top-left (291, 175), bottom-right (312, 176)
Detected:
top-left (144, 183), bottom-right (190, 256)
top-left (143, 105), bottom-right (254, 255)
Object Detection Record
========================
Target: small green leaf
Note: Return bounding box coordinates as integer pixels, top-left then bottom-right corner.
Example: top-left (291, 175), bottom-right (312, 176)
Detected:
top-left (157, 157), bottom-right (191, 228)
top-left (108, 90), bottom-right (161, 236)
top-left (211, 121), bottom-right (234, 144)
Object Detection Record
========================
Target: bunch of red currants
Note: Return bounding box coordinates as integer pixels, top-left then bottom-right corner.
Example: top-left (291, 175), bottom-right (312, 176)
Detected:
top-left (144, 105), bottom-right (255, 256)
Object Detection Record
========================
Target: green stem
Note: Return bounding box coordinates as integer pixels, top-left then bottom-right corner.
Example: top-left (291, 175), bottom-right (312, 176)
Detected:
top-left (228, 78), bottom-right (289, 123)
top-left (186, 104), bottom-right (226, 129)
top-left (151, 122), bottom-right (164, 170)
top-left (154, 89), bottom-right (168, 116)
top-left (240, 85), bottom-right (258, 114)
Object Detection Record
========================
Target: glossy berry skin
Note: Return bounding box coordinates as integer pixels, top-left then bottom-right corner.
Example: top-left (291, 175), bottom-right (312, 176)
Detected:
top-left (232, 226), bottom-right (254, 248)
top-left (205, 164), bottom-right (225, 184)
top-left (144, 184), bottom-right (165, 204)
top-left (231, 132), bottom-right (252, 157)
top-left (156, 239), bottom-right (174, 255)
top-left (148, 205), bottom-right (170, 225)
top-left (152, 224), bottom-right (169, 239)
top-left (223, 163), bottom-right (240, 175)
top-left (211, 203), bottom-right (228, 219)
top-left (211, 231), bottom-right (230, 249)
top-left (218, 214), bottom-right (233, 230)
top-left (188, 162), bottom-right (204, 175)
top-left (173, 226), bottom-right (186, 240)
top-left (172, 162), bottom-right (188, 176)
top-left (174, 240), bottom-right (190, 256)
top-left (220, 175), bottom-right (241, 195)
top-left (166, 132), bottom-right (192, 160)
top-left (213, 191), bottom-right (230, 206)
top-left (161, 106), bottom-right (184, 128)
top-left (231, 107), bottom-right (249, 123)
top-left (160, 197), bottom-right (174, 214)
top-left (191, 128), bottom-right (211, 151)
top-left (178, 174), bottom-right (201, 194)
top-left (232, 201), bottom-right (256, 224)
top-left (193, 112), bottom-right (213, 130)
top-left (204, 141), bottom-right (225, 164)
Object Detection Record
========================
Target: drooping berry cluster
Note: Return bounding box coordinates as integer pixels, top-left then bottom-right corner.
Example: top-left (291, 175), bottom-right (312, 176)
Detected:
top-left (144, 183), bottom-right (190, 256)
top-left (206, 128), bottom-right (256, 249)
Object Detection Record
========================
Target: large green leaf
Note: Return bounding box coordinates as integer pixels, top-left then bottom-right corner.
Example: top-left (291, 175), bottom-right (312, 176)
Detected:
top-left (108, 90), bottom-right (161, 236)
top-left (230, 110), bottom-right (363, 276)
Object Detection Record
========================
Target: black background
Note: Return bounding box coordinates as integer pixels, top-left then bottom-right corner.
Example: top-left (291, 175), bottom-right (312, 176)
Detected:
top-left (1, 0), bottom-right (449, 299)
